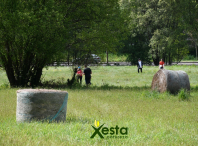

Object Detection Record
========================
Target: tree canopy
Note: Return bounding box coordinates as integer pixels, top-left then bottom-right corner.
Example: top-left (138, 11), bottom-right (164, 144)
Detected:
top-left (119, 0), bottom-right (198, 65)
top-left (0, 0), bottom-right (128, 87)
top-left (0, 0), bottom-right (198, 87)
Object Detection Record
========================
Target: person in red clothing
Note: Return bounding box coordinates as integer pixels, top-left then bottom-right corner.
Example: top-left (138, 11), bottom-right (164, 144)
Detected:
top-left (76, 67), bottom-right (83, 84)
top-left (159, 59), bottom-right (165, 69)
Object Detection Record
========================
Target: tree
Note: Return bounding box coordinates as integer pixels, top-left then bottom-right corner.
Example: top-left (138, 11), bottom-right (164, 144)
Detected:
top-left (148, 0), bottom-right (191, 64)
top-left (60, 0), bottom-right (129, 65)
top-left (0, 0), bottom-right (128, 87)
top-left (181, 0), bottom-right (198, 59)
top-left (119, 33), bottom-right (151, 65)
top-left (0, 1), bottom-right (65, 87)
top-left (121, 0), bottom-right (196, 65)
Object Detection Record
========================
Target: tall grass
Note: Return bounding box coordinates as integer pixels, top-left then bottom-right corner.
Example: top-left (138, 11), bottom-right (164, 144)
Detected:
top-left (178, 89), bottom-right (189, 101)
top-left (0, 89), bottom-right (198, 145)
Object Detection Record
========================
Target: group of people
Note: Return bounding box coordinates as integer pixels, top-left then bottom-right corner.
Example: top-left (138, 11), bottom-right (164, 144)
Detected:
top-left (137, 58), bottom-right (165, 73)
top-left (76, 65), bottom-right (92, 85)
top-left (76, 59), bottom-right (165, 85)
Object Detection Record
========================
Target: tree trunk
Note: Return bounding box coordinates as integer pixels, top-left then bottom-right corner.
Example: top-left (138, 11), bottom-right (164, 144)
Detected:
top-left (0, 45), bottom-right (46, 87)
top-left (195, 43), bottom-right (197, 60)
top-left (0, 43), bottom-right (18, 87)
top-left (67, 53), bottom-right (69, 65)
top-left (4, 60), bottom-right (17, 87)
top-left (168, 52), bottom-right (172, 65)
top-left (30, 67), bottom-right (43, 87)
top-left (152, 49), bottom-right (159, 66)
top-left (106, 51), bottom-right (108, 64)
top-left (153, 57), bottom-right (159, 66)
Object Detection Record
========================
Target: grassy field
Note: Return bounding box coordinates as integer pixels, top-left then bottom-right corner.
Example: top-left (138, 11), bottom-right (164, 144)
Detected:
top-left (41, 65), bottom-right (198, 87)
top-left (0, 66), bottom-right (198, 145)
top-left (181, 60), bottom-right (198, 62)
top-left (99, 53), bottom-right (127, 62)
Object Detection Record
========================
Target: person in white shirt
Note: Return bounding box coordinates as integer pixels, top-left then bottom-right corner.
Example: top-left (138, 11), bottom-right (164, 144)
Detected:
top-left (137, 58), bottom-right (143, 73)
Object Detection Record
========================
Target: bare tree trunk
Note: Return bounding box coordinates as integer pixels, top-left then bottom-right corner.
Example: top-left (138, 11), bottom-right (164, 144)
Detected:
top-left (152, 49), bottom-right (159, 66)
top-left (67, 53), bottom-right (69, 65)
top-left (3, 59), bottom-right (17, 87)
top-left (196, 43), bottom-right (197, 60)
top-left (0, 44), bottom-right (46, 87)
top-left (30, 67), bottom-right (43, 87)
top-left (168, 52), bottom-right (172, 65)
top-left (0, 43), bottom-right (18, 87)
top-left (106, 51), bottom-right (108, 64)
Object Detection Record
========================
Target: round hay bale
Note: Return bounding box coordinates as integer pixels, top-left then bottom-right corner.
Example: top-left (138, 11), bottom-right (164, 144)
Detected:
top-left (151, 69), bottom-right (190, 94)
top-left (16, 89), bottom-right (68, 122)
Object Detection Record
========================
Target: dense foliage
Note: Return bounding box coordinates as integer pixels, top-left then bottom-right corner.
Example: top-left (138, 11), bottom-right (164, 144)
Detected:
top-left (120, 0), bottom-right (198, 65)
top-left (0, 0), bottom-right (197, 87)
top-left (0, 0), bottom-right (127, 87)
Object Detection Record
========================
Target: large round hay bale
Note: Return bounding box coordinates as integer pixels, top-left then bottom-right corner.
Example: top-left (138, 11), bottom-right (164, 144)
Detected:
top-left (151, 69), bottom-right (190, 94)
top-left (16, 89), bottom-right (68, 122)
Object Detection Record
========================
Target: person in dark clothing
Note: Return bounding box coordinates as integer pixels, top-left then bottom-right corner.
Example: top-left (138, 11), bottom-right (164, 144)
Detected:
top-left (137, 58), bottom-right (143, 73)
top-left (83, 65), bottom-right (92, 85)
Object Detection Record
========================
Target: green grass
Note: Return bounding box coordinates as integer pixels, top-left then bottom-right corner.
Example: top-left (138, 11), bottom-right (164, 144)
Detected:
top-left (39, 65), bottom-right (198, 87)
top-left (107, 54), bottom-right (127, 62)
top-left (181, 60), bottom-right (198, 62)
top-left (99, 53), bottom-right (127, 62)
top-left (0, 66), bottom-right (198, 145)
top-left (181, 55), bottom-right (198, 62)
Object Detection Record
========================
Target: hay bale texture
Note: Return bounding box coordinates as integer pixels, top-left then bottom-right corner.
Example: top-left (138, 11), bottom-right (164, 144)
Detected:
top-left (151, 69), bottom-right (190, 94)
top-left (16, 89), bottom-right (68, 122)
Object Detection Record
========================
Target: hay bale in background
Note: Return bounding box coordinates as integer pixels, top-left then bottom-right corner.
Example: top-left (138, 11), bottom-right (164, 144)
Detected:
top-left (151, 70), bottom-right (190, 94)
top-left (16, 89), bottom-right (68, 122)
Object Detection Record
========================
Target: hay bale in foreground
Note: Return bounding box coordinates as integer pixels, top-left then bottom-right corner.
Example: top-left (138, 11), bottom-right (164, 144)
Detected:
top-left (16, 89), bottom-right (68, 122)
top-left (151, 69), bottom-right (190, 94)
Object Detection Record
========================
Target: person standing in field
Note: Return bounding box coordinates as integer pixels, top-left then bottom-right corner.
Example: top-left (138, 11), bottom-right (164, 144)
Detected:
top-left (76, 67), bottom-right (83, 84)
top-left (137, 58), bottom-right (143, 73)
top-left (83, 65), bottom-right (92, 86)
top-left (159, 59), bottom-right (165, 69)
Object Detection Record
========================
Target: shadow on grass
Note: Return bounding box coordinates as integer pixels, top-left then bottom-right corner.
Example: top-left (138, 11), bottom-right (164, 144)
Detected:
top-left (40, 78), bottom-right (198, 92)
top-left (0, 79), bottom-right (151, 91)
top-left (66, 116), bottom-right (92, 124)
top-left (30, 116), bottom-right (92, 124)
top-left (40, 80), bottom-right (151, 91)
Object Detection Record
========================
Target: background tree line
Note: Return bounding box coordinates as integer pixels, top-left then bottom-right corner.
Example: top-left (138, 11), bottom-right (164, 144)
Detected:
top-left (119, 0), bottom-right (198, 65)
top-left (0, 0), bottom-right (128, 87)
top-left (0, 0), bottom-right (197, 87)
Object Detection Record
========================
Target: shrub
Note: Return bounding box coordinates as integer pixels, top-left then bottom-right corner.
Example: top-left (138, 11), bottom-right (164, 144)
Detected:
top-left (0, 83), bottom-right (9, 89)
top-left (178, 89), bottom-right (189, 101)
top-left (183, 55), bottom-right (195, 60)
